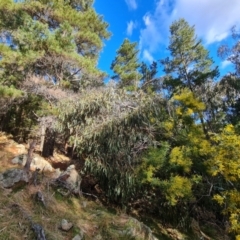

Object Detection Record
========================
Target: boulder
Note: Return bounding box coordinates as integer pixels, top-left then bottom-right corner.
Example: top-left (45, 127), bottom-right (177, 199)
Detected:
top-left (0, 168), bottom-right (30, 188)
top-left (11, 154), bottom-right (53, 172)
top-left (49, 152), bottom-right (71, 170)
top-left (11, 154), bottom-right (26, 165)
top-left (72, 233), bottom-right (83, 240)
top-left (118, 217), bottom-right (158, 240)
top-left (52, 168), bottom-right (62, 179)
top-left (32, 223), bottom-right (47, 240)
top-left (58, 165), bottom-right (81, 194)
top-left (60, 219), bottom-right (73, 231)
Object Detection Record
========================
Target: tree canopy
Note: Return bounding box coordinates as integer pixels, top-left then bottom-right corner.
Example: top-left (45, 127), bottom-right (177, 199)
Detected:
top-left (0, 0), bottom-right (111, 88)
top-left (111, 38), bottom-right (142, 90)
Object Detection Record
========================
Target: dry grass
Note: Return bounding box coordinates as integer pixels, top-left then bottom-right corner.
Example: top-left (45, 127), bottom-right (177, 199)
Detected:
top-left (0, 182), bottom-right (141, 240)
top-left (0, 132), bottom-right (27, 172)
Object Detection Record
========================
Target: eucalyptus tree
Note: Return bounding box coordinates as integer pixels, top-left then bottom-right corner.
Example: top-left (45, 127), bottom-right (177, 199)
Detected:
top-left (111, 39), bottom-right (142, 90)
top-left (55, 87), bottom-right (167, 203)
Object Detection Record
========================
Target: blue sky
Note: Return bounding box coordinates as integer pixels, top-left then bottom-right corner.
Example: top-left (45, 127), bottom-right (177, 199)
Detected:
top-left (94, 0), bottom-right (240, 79)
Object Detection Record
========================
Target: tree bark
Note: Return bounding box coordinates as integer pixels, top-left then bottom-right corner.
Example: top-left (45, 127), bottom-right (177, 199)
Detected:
top-left (42, 128), bottom-right (55, 157)
top-left (40, 124), bottom-right (46, 154)
top-left (24, 140), bottom-right (37, 171)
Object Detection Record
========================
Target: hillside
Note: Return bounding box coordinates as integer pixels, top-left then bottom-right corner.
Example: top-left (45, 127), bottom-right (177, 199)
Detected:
top-left (0, 132), bottom-right (229, 240)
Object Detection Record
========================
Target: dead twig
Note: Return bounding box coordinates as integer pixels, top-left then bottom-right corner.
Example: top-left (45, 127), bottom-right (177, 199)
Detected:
top-left (0, 226), bottom-right (7, 233)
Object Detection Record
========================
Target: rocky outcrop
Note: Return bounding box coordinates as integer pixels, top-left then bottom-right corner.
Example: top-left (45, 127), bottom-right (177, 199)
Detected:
top-left (0, 168), bottom-right (30, 188)
top-left (56, 165), bottom-right (81, 194)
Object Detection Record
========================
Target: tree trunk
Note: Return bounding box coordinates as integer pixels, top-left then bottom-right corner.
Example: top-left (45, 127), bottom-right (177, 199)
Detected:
top-left (24, 140), bottom-right (37, 171)
top-left (40, 124), bottom-right (46, 154)
top-left (42, 128), bottom-right (55, 157)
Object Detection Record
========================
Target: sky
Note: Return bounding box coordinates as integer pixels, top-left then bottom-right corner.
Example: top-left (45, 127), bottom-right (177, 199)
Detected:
top-left (94, 0), bottom-right (240, 79)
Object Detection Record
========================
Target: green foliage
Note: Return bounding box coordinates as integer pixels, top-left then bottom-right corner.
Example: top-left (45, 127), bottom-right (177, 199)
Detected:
top-left (161, 18), bottom-right (219, 140)
top-left (140, 61), bottom-right (160, 93)
top-left (55, 88), bottom-right (166, 203)
top-left (0, 0), bottom-right (110, 87)
top-left (111, 39), bottom-right (142, 90)
top-left (137, 142), bottom-right (170, 186)
top-left (0, 9), bottom-right (239, 239)
top-left (207, 125), bottom-right (240, 181)
top-left (161, 175), bottom-right (193, 206)
top-left (161, 18), bottom-right (218, 93)
top-left (218, 29), bottom-right (240, 127)
top-left (1, 94), bottom-right (46, 141)
top-left (169, 146), bottom-right (192, 173)
top-left (0, 0), bottom-right (110, 139)
top-left (204, 125), bottom-right (240, 236)
top-left (0, 85), bottom-right (23, 98)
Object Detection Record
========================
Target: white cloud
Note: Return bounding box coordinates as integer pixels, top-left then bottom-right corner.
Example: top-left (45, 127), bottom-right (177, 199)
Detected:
top-left (172, 0), bottom-right (240, 44)
top-left (139, 0), bottom-right (173, 59)
top-left (221, 60), bottom-right (231, 69)
top-left (125, 0), bottom-right (137, 10)
top-left (139, 12), bottom-right (165, 54)
top-left (126, 21), bottom-right (137, 36)
top-left (143, 49), bottom-right (154, 63)
top-left (139, 0), bottom-right (240, 60)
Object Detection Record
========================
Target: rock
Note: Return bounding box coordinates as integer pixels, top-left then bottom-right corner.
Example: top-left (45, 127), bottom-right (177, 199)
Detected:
top-left (52, 168), bottom-right (62, 178)
top-left (11, 154), bottom-right (53, 172)
top-left (49, 153), bottom-right (71, 170)
top-left (61, 219), bottom-right (73, 231)
top-left (32, 223), bottom-right (47, 240)
top-left (58, 165), bottom-right (81, 194)
top-left (119, 217), bottom-right (158, 240)
top-left (35, 191), bottom-right (46, 206)
top-left (0, 169), bottom-right (30, 188)
top-left (12, 154), bottom-right (27, 165)
top-left (0, 134), bottom-right (27, 172)
top-left (72, 234), bottom-right (83, 240)
top-left (82, 201), bottom-right (87, 208)
top-left (31, 155), bottom-right (53, 172)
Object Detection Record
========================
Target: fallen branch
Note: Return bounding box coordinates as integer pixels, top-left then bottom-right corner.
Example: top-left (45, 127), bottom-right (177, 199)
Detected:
top-left (81, 191), bottom-right (98, 199)
top-left (0, 226), bottom-right (7, 233)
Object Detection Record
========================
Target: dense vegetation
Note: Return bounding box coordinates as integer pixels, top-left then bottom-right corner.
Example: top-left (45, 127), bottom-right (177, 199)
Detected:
top-left (1, 0), bottom-right (240, 238)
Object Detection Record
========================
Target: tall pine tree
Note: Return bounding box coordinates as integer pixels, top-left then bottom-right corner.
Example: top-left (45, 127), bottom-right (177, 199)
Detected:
top-left (0, 0), bottom-right (111, 88)
top-left (161, 18), bottom-right (219, 139)
top-left (111, 38), bottom-right (142, 90)
top-left (0, 0), bottom-right (110, 138)
top-left (161, 18), bottom-right (218, 95)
